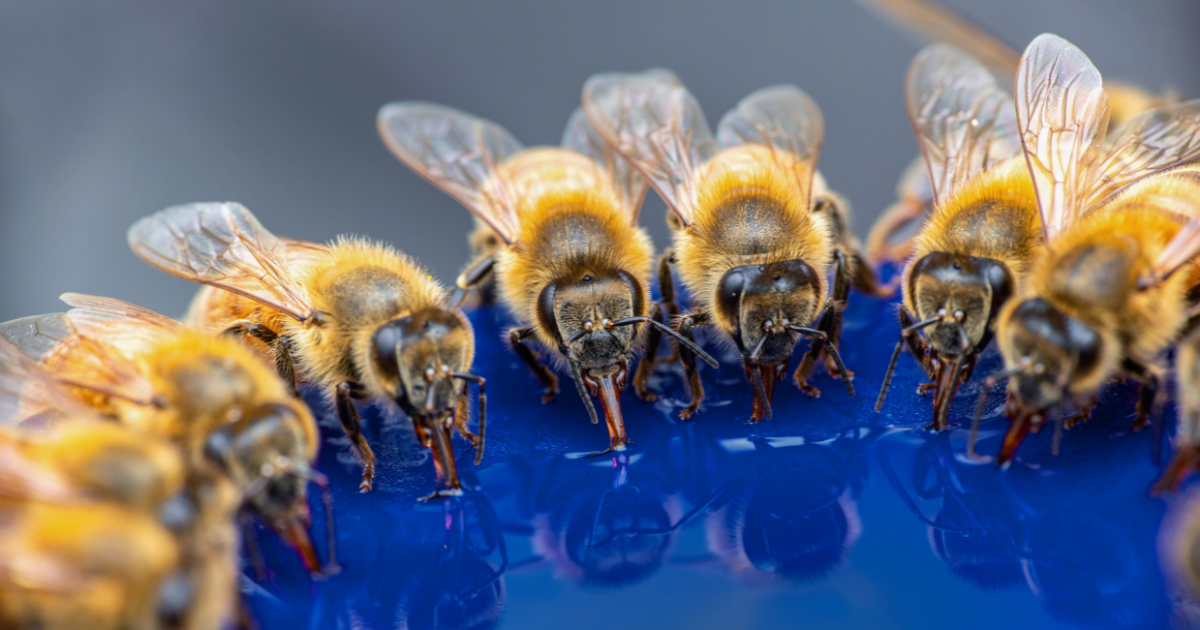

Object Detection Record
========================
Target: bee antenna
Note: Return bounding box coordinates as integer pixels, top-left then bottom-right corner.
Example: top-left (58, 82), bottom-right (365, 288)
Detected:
top-left (566, 348), bottom-right (601, 425)
top-left (788, 325), bottom-right (854, 397)
top-left (874, 316), bottom-right (940, 412)
top-left (298, 466), bottom-right (340, 577)
top-left (610, 316), bottom-right (719, 368)
top-left (563, 328), bottom-right (591, 347)
top-left (423, 380), bottom-right (438, 413)
top-left (748, 333), bottom-right (769, 363)
top-left (452, 373), bottom-right (487, 465)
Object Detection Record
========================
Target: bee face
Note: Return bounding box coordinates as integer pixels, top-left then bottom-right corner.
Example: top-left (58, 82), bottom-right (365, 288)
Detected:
top-left (714, 260), bottom-right (822, 365)
top-left (910, 252), bottom-right (1014, 359)
top-left (369, 309), bottom-right (471, 420)
top-left (1003, 298), bottom-right (1102, 412)
top-left (550, 275), bottom-right (638, 373)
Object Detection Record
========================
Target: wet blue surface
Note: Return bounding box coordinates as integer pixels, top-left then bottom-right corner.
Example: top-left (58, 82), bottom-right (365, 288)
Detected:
top-left (243, 286), bottom-right (1188, 630)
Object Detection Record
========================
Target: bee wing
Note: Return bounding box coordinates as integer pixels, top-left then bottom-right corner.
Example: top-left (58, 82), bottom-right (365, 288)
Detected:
top-left (561, 107), bottom-right (650, 223)
top-left (128, 202), bottom-right (317, 322)
top-left (1016, 34), bottom-right (1110, 241)
top-left (715, 85), bottom-right (825, 207)
top-left (1082, 98), bottom-right (1200, 211)
top-left (59, 293), bottom-right (183, 357)
top-left (0, 314), bottom-right (160, 409)
top-left (0, 336), bottom-right (105, 428)
top-left (582, 69), bottom-right (714, 226)
top-left (378, 102), bottom-right (524, 243)
top-left (906, 44), bottom-right (1020, 207)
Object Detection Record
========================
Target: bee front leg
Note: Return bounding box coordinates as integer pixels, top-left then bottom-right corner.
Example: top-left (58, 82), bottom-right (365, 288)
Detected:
top-left (224, 321), bottom-right (300, 398)
top-left (454, 389), bottom-right (481, 449)
top-left (450, 255), bottom-right (496, 308)
top-left (899, 305), bottom-right (937, 378)
top-left (509, 327), bottom-right (559, 403)
top-left (632, 301), bottom-right (665, 402)
top-left (677, 310), bottom-right (712, 419)
top-left (334, 382), bottom-right (375, 493)
top-left (1122, 358), bottom-right (1160, 431)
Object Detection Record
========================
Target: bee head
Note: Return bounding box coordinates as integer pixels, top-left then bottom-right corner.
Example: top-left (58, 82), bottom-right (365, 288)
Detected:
top-left (1001, 297), bottom-right (1103, 413)
top-left (203, 401), bottom-right (326, 573)
top-left (910, 252), bottom-right (1013, 360)
top-left (369, 308), bottom-right (472, 421)
top-left (541, 270), bottom-right (644, 371)
top-left (714, 260), bottom-right (822, 366)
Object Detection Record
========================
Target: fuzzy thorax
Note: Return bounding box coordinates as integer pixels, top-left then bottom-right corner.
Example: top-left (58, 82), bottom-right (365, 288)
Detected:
top-left (673, 154), bottom-right (833, 332)
top-left (284, 236), bottom-right (451, 391)
top-left (497, 186), bottom-right (653, 348)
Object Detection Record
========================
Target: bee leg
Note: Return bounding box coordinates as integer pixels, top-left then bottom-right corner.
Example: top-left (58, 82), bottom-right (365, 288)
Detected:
top-left (1063, 403), bottom-right (1093, 429)
top-left (847, 248), bottom-right (893, 298)
top-left (451, 255), bottom-right (496, 308)
top-left (1122, 358), bottom-right (1160, 431)
top-left (794, 298), bottom-right (838, 397)
top-left (677, 310), bottom-right (712, 419)
top-left (224, 321), bottom-right (301, 397)
top-left (632, 302), bottom-right (665, 402)
top-left (658, 250), bottom-right (682, 364)
top-left (334, 381), bottom-right (375, 493)
top-left (454, 389), bottom-right (480, 449)
top-left (509, 327), bottom-right (559, 403)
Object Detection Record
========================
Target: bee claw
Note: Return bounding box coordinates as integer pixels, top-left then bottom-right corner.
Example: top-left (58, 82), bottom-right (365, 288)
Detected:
top-left (797, 382), bottom-right (821, 398)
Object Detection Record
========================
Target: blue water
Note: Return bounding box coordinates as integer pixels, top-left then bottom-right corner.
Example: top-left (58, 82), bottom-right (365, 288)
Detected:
top-left (243, 289), bottom-right (1188, 630)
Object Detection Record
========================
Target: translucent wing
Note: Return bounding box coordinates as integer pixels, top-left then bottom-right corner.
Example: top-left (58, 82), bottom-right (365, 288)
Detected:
top-left (1083, 98), bottom-right (1200, 211)
top-left (128, 202), bottom-right (317, 322)
top-left (0, 334), bottom-right (110, 428)
top-left (378, 102), bottom-right (524, 243)
top-left (561, 107), bottom-right (650, 223)
top-left (582, 69), bottom-right (714, 226)
top-left (59, 294), bottom-right (183, 358)
top-left (279, 238), bottom-right (334, 265)
top-left (1140, 170), bottom-right (1200, 286)
top-left (0, 314), bottom-right (159, 409)
top-left (716, 85), bottom-right (825, 207)
top-left (1016, 34), bottom-right (1110, 241)
top-left (907, 44), bottom-right (1020, 206)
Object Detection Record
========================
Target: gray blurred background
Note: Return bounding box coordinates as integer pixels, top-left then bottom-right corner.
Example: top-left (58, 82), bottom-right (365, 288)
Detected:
top-left (2, 0), bottom-right (1198, 321)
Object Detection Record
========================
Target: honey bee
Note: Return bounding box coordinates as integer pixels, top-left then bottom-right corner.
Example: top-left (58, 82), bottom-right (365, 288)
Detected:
top-left (860, 0), bottom-right (1182, 266)
top-left (0, 294), bottom-right (336, 575)
top-left (128, 203), bottom-right (486, 497)
top-left (377, 101), bottom-right (716, 454)
top-left (871, 43), bottom-right (1036, 429)
top-left (985, 34), bottom-right (1200, 463)
top-left (0, 339), bottom-right (241, 630)
top-left (1156, 327), bottom-right (1200, 492)
top-left (581, 70), bottom-right (881, 421)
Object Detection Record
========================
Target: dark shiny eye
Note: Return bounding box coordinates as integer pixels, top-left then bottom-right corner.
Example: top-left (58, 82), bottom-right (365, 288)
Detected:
top-left (369, 322), bottom-right (403, 382)
top-left (583, 275), bottom-right (592, 282)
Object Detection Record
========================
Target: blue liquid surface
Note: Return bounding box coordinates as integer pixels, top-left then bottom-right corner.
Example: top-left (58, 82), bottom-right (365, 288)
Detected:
top-left (244, 291), bottom-right (1188, 630)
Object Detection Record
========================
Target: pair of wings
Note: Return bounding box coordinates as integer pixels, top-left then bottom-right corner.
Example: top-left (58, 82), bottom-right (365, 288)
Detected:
top-left (128, 202), bottom-right (330, 324)
top-left (377, 101), bottom-right (648, 244)
top-left (905, 36), bottom-right (1200, 280)
top-left (0, 294), bottom-right (188, 419)
top-left (580, 70), bottom-right (824, 227)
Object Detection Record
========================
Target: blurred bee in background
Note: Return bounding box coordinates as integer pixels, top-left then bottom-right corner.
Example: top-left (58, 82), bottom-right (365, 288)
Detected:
top-left (0, 294), bottom-right (336, 576)
top-left (128, 203), bottom-right (487, 496)
top-left (861, 0), bottom-right (1184, 266)
top-left (871, 43), bottom-right (1036, 429)
top-left (1156, 327), bottom-right (1200, 492)
top-left (583, 70), bottom-right (881, 422)
top-left (0, 339), bottom-right (241, 630)
top-left (378, 101), bottom-right (715, 455)
top-left (986, 34), bottom-right (1200, 463)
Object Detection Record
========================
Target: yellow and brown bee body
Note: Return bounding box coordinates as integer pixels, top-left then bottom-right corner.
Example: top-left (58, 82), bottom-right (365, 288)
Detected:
top-left (582, 72), bottom-right (867, 422)
top-left (997, 169), bottom-right (1200, 462)
top-left (984, 33), bottom-right (1200, 463)
top-left (129, 203), bottom-right (486, 498)
top-left (379, 103), bottom-right (702, 457)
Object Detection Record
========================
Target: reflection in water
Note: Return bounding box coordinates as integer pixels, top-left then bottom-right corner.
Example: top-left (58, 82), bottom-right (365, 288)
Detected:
top-left (243, 303), bottom-right (1181, 629)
